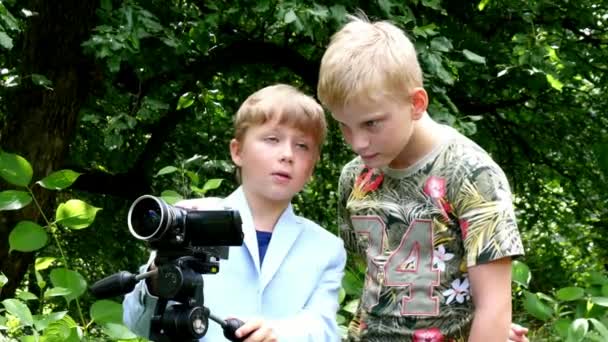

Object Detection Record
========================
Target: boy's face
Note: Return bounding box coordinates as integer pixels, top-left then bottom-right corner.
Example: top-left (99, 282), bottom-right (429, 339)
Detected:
top-left (331, 92), bottom-right (422, 169)
top-left (230, 119), bottom-right (317, 206)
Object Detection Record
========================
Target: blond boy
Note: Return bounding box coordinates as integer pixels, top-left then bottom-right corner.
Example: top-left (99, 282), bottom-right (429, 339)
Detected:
top-left (318, 16), bottom-right (525, 342)
top-left (123, 84), bottom-right (346, 342)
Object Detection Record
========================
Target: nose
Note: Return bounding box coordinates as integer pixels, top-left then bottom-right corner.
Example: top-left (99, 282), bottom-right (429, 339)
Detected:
top-left (350, 131), bottom-right (370, 153)
top-left (279, 142), bottom-right (294, 163)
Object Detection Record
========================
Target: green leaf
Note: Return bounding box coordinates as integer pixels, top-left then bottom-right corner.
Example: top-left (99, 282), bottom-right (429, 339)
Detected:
top-left (35, 257), bottom-right (57, 271)
top-left (55, 199), bottom-right (101, 229)
top-left (589, 318), bottom-right (608, 340)
top-left (155, 166), bottom-right (179, 176)
top-left (101, 322), bottom-right (138, 340)
top-left (0, 190), bottom-right (32, 211)
top-left (430, 36), bottom-right (453, 52)
top-left (462, 49), bottom-right (486, 64)
top-left (603, 284), bottom-right (608, 297)
top-left (478, 0), bottom-right (491, 11)
top-left (554, 318), bottom-right (572, 338)
top-left (42, 315), bottom-right (79, 341)
top-left (546, 74), bottom-right (564, 91)
top-left (160, 190), bottom-right (183, 205)
top-left (523, 291), bottom-right (554, 321)
top-left (16, 291), bottom-right (38, 301)
top-left (0, 31), bottom-right (12, 49)
top-left (35, 270), bottom-right (46, 289)
top-left (568, 318), bottom-right (589, 342)
top-left (511, 260), bottom-right (531, 287)
top-left (284, 9), bottom-right (297, 24)
top-left (36, 170), bottom-right (82, 190)
top-left (49, 269), bottom-right (87, 302)
top-left (338, 287), bottom-right (346, 304)
top-left (0, 151), bottom-right (33, 187)
top-left (2, 299), bottom-right (34, 326)
top-left (44, 287), bottom-right (72, 298)
top-left (556, 287), bottom-right (585, 301)
top-left (90, 300), bottom-right (123, 324)
top-left (33, 311), bottom-right (67, 332)
top-left (0, 272), bottom-right (7, 287)
top-left (202, 178), bottom-right (223, 193)
top-left (590, 297), bottom-right (608, 307)
top-left (342, 299), bottom-right (359, 314)
top-left (177, 92), bottom-right (195, 110)
top-left (9, 221), bottom-right (48, 252)
top-left (31, 74), bottom-right (53, 89)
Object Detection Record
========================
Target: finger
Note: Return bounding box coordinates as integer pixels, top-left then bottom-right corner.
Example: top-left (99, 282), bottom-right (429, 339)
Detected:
top-left (243, 325), bottom-right (274, 342)
top-left (236, 320), bottom-right (263, 339)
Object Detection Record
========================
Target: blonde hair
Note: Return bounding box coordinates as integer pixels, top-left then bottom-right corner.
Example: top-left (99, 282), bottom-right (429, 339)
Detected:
top-left (234, 84), bottom-right (327, 152)
top-left (317, 15), bottom-right (423, 110)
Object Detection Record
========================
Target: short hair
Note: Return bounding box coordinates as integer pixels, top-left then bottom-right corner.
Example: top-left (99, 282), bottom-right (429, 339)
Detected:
top-left (317, 15), bottom-right (423, 111)
top-left (234, 84), bottom-right (327, 152)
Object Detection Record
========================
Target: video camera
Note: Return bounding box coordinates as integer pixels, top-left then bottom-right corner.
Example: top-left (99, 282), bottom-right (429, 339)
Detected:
top-left (91, 195), bottom-right (247, 342)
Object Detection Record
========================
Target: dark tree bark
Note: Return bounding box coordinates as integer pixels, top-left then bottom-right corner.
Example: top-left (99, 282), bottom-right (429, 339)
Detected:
top-left (0, 0), bottom-right (98, 299)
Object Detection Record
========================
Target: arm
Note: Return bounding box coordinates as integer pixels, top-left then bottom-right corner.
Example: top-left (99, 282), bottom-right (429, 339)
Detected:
top-left (122, 253), bottom-right (159, 339)
top-left (467, 257), bottom-right (513, 342)
top-left (236, 240), bottom-right (347, 342)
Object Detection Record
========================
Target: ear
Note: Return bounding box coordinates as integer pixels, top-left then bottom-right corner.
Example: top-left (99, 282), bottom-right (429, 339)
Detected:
top-left (410, 87), bottom-right (428, 120)
top-left (229, 139), bottom-right (243, 166)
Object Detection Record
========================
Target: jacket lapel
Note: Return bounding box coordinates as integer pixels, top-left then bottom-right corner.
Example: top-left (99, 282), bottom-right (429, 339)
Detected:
top-left (223, 187), bottom-right (261, 274)
top-left (259, 205), bottom-right (303, 291)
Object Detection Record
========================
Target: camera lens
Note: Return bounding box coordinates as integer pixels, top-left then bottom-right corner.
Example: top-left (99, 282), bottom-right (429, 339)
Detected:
top-left (128, 195), bottom-right (168, 241)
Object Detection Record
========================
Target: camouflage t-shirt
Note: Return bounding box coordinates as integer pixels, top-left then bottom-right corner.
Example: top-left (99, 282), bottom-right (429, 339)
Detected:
top-left (339, 125), bottom-right (524, 342)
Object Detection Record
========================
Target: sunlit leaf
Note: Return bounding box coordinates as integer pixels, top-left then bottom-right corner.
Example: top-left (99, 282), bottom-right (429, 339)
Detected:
top-left (556, 287), bottom-right (585, 301)
top-left (0, 190), bottom-right (32, 211)
top-left (511, 260), bottom-right (531, 288)
top-left (567, 318), bottom-right (589, 342)
top-left (177, 92), bottom-right (195, 110)
top-left (35, 257), bottom-right (57, 271)
top-left (102, 322), bottom-right (138, 340)
top-left (160, 190), bottom-right (183, 205)
top-left (202, 178), bottom-right (223, 193)
top-left (33, 311), bottom-right (67, 332)
top-left (55, 199), bottom-right (101, 229)
top-left (155, 166), bottom-right (179, 176)
top-left (462, 49), bottom-right (486, 64)
top-left (90, 300), bottom-right (123, 324)
top-left (2, 299), bottom-right (34, 326)
top-left (44, 287), bottom-right (72, 298)
top-left (36, 170), bottom-right (82, 190)
top-left (523, 291), bottom-right (553, 321)
top-left (16, 291), bottom-right (38, 301)
top-left (8, 221), bottom-right (48, 252)
top-left (49, 269), bottom-right (87, 302)
top-left (0, 151), bottom-right (33, 187)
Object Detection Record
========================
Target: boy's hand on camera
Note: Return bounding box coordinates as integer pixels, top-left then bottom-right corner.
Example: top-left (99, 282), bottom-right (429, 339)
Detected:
top-left (235, 319), bottom-right (277, 342)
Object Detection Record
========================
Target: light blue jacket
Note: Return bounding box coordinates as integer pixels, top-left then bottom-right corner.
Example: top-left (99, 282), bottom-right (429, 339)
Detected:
top-left (123, 187), bottom-right (347, 341)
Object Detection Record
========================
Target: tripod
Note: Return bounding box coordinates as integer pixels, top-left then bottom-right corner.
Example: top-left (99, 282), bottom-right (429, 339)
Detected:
top-left (90, 255), bottom-right (246, 341)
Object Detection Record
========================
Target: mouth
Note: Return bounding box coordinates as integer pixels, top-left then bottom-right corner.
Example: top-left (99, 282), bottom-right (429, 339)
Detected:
top-left (361, 153), bottom-right (379, 160)
top-left (271, 171), bottom-right (292, 180)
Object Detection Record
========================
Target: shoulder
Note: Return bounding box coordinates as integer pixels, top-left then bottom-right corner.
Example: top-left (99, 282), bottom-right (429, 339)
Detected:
top-left (296, 216), bottom-right (344, 251)
top-left (339, 157), bottom-right (365, 188)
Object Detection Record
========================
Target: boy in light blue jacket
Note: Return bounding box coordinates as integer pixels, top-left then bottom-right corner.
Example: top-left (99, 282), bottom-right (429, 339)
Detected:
top-left (123, 84), bottom-right (347, 342)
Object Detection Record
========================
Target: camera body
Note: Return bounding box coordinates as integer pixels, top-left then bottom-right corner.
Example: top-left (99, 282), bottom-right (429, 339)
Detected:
top-left (127, 195), bottom-right (244, 262)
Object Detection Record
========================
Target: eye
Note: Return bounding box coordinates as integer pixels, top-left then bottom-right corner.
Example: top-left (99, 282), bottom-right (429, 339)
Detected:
top-left (264, 136), bottom-right (279, 143)
top-left (364, 120), bottom-right (378, 127)
top-left (296, 143), bottom-right (310, 151)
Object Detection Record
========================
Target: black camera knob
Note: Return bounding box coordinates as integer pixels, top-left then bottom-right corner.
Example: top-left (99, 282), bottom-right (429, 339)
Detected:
top-left (223, 318), bottom-right (246, 341)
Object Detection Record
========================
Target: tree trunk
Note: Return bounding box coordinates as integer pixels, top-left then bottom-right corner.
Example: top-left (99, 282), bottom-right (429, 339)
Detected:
top-left (0, 0), bottom-right (98, 299)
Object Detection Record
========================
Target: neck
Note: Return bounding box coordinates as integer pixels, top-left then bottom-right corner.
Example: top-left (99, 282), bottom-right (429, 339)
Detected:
top-left (389, 113), bottom-right (443, 169)
top-left (242, 187), bottom-right (289, 233)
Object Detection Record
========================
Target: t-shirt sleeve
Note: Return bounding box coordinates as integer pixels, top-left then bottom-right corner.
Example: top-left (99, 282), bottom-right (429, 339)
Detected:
top-left (453, 163), bottom-right (525, 267)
